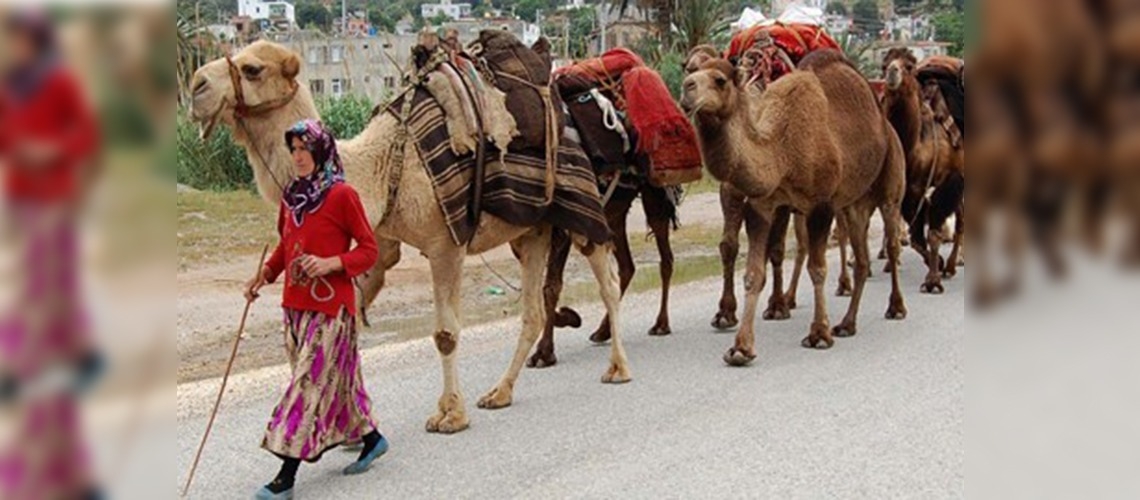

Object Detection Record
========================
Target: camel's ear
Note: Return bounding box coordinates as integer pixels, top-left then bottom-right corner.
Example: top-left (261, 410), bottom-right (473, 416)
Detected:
top-left (281, 52), bottom-right (301, 80)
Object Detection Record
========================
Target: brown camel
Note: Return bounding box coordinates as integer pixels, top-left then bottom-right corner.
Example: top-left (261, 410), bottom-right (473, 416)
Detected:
top-left (524, 70), bottom-right (679, 369)
top-left (188, 37), bottom-right (630, 434)
top-left (880, 48), bottom-right (965, 293)
top-left (681, 51), bottom-right (907, 365)
top-left (683, 47), bottom-right (807, 331)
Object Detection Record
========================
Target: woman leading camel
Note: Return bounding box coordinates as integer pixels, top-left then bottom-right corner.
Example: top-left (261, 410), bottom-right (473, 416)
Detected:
top-left (244, 119), bottom-right (388, 499)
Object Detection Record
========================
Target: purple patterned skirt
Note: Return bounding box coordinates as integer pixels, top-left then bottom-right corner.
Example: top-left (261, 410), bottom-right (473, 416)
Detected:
top-left (262, 308), bottom-right (376, 462)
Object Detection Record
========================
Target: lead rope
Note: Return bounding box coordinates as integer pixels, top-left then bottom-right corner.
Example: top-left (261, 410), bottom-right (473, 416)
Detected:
top-left (909, 114), bottom-right (940, 229)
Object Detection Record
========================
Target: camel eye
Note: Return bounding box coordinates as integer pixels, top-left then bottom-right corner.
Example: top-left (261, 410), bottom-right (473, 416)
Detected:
top-left (714, 76), bottom-right (727, 88)
top-left (241, 64), bottom-right (265, 80)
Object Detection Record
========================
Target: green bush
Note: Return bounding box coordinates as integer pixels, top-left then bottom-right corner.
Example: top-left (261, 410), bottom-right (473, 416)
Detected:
top-left (176, 95), bottom-right (375, 191)
top-left (316, 94), bottom-right (375, 140)
top-left (176, 109), bottom-right (252, 190)
top-left (654, 50), bottom-right (687, 100)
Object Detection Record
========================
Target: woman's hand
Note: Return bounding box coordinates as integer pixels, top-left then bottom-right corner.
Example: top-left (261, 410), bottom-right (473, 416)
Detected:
top-left (299, 255), bottom-right (343, 278)
top-left (244, 265), bottom-right (270, 302)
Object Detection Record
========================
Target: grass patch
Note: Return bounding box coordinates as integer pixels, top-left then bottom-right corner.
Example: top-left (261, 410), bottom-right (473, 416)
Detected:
top-left (177, 190), bottom-right (277, 271)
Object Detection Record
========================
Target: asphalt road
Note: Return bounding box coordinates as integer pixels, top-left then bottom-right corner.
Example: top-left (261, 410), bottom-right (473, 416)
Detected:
top-left (177, 248), bottom-right (963, 499)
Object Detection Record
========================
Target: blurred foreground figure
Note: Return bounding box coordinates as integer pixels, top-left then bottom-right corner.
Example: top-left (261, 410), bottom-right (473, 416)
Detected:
top-left (0, 8), bottom-right (101, 499)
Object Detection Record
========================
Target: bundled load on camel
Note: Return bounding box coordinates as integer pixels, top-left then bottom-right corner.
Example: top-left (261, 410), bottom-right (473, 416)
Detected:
top-left (556, 48), bottom-right (703, 187)
top-left (726, 22), bottom-right (841, 81)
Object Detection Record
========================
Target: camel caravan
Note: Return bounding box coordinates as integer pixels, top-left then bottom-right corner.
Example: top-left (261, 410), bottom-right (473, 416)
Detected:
top-left (188, 24), bottom-right (964, 432)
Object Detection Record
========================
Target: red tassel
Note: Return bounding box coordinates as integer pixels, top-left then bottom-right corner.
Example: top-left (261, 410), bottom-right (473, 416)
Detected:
top-left (623, 67), bottom-right (702, 184)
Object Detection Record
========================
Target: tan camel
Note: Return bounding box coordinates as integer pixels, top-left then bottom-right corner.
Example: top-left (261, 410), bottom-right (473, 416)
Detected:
top-left (880, 49), bottom-right (965, 293)
top-left (683, 47), bottom-right (808, 330)
top-left (187, 40), bottom-right (630, 434)
top-left (681, 52), bottom-right (907, 365)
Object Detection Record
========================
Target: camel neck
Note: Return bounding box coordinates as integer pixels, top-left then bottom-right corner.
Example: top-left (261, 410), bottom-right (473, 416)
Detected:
top-left (696, 94), bottom-right (771, 187)
top-left (236, 100), bottom-right (319, 205)
top-left (882, 80), bottom-right (922, 154)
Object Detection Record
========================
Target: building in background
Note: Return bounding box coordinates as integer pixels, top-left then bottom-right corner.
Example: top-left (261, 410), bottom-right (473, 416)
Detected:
top-left (421, 0), bottom-right (473, 21)
top-left (869, 40), bottom-right (950, 62)
top-left (237, 0), bottom-right (295, 29)
top-left (441, 17), bottom-right (541, 46)
top-left (271, 30), bottom-right (420, 102)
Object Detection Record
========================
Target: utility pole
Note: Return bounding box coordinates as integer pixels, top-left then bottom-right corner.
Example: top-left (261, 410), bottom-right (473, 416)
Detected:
top-left (598, 4), bottom-right (606, 53)
top-left (341, 0), bottom-right (346, 36)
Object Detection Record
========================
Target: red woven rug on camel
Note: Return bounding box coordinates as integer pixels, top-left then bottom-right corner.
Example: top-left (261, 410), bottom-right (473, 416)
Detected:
top-left (726, 23), bottom-right (840, 64)
top-left (557, 49), bottom-right (702, 186)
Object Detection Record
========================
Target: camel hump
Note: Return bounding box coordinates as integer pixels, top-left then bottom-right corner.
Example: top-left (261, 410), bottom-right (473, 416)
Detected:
top-left (797, 49), bottom-right (856, 73)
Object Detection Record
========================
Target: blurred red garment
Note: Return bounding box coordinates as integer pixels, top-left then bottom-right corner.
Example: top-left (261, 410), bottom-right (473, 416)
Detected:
top-left (0, 66), bottom-right (100, 202)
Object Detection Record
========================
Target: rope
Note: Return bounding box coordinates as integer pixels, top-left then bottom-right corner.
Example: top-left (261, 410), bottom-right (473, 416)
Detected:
top-left (479, 253), bottom-right (521, 292)
top-left (909, 116), bottom-right (940, 229)
top-left (494, 71), bottom-right (560, 205)
top-left (590, 89), bottom-right (630, 153)
top-left (182, 244), bottom-right (270, 498)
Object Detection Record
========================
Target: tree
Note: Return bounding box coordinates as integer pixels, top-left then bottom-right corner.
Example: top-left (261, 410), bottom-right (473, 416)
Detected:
top-left (296, 2), bottom-right (332, 32)
top-left (931, 9), bottom-right (964, 57)
top-left (427, 12), bottom-right (453, 27)
top-left (826, 1), bottom-right (848, 16)
top-left (674, 0), bottom-right (731, 53)
top-left (851, 0), bottom-right (883, 37)
top-left (369, 7), bottom-right (396, 33)
top-left (894, 0), bottom-right (923, 15)
top-left (516, 0), bottom-right (557, 24)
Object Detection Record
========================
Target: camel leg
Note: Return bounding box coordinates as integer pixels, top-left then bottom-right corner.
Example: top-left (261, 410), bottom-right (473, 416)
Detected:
top-left (478, 227), bottom-right (551, 409)
top-left (576, 238), bottom-right (630, 384)
top-left (921, 174), bottom-right (961, 294)
top-left (724, 207), bottom-right (769, 366)
top-left (425, 246), bottom-right (469, 434)
top-left (833, 204), bottom-right (873, 338)
top-left (356, 236), bottom-right (402, 326)
top-left (801, 205), bottom-right (835, 350)
top-left (835, 217), bottom-right (853, 297)
top-left (712, 184), bottom-right (746, 330)
top-left (642, 186), bottom-right (675, 336)
top-left (763, 206), bottom-right (792, 321)
top-left (528, 228), bottom-right (574, 369)
top-left (590, 192), bottom-right (636, 344)
top-left (943, 203), bottom-right (964, 278)
top-left (882, 201), bottom-right (908, 320)
top-left (785, 213), bottom-right (807, 310)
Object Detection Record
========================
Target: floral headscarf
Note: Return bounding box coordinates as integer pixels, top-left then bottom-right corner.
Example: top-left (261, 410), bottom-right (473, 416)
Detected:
top-left (282, 119), bottom-right (345, 226)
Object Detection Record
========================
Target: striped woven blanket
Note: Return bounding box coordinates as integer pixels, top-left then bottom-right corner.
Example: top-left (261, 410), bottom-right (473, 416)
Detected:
top-left (386, 87), bottom-right (610, 247)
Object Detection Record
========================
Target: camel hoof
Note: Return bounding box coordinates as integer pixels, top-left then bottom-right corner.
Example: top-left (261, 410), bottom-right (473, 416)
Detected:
top-left (882, 262), bottom-right (896, 273)
top-left (885, 302), bottom-right (908, 320)
top-left (877, 248), bottom-right (888, 260)
top-left (425, 411), bottom-right (469, 434)
top-left (920, 281), bottom-right (945, 294)
top-left (588, 328), bottom-right (611, 344)
top-left (476, 387), bottom-right (512, 410)
top-left (601, 364), bottom-right (631, 384)
top-left (942, 267), bottom-right (957, 279)
top-left (359, 308), bottom-right (372, 328)
top-left (835, 281), bottom-right (853, 297)
top-left (526, 351), bottom-right (557, 369)
top-left (762, 305), bottom-right (791, 321)
top-left (553, 307), bottom-right (582, 328)
top-left (832, 322), bottom-right (857, 338)
top-left (722, 347), bottom-right (756, 367)
top-left (801, 324), bottom-right (834, 350)
top-left (711, 312), bottom-right (739, 330)
top-left (648, 324), bottom-right (672, 336)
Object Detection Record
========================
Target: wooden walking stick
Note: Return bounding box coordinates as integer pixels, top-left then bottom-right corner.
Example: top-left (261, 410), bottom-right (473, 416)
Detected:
top-left (181, 244), bottom-right (269, 498)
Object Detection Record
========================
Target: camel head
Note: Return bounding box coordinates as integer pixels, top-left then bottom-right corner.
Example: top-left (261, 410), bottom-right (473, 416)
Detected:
top-left (882, 47), bottom-right (917, 91)
top-left (680, 58), bottom-right (740, 121)
top-left (188, 41), bottom-right (302, 140)
top-left (684, 45), bottom-right (720, 75)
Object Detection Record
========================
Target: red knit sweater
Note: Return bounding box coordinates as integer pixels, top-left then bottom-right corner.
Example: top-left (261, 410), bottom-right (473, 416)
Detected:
top-left (264, 183), bottom-right (378, 317)
top-left (0, 68), bottom-right (100, 202)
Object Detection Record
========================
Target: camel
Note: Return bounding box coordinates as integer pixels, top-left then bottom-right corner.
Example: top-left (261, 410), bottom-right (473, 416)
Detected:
top-left (683, 47), bottom-right (808, 331)
top-left (527, 175), bottom-right (678, 368)
top-left (187, 38), bottom-right (630, 434)
top-left (880, 48), bottom-right (966, 293)
top-left (681, 51), bottom-right (907, 365)
top-left (522, 69), bottom-right (680, 368)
